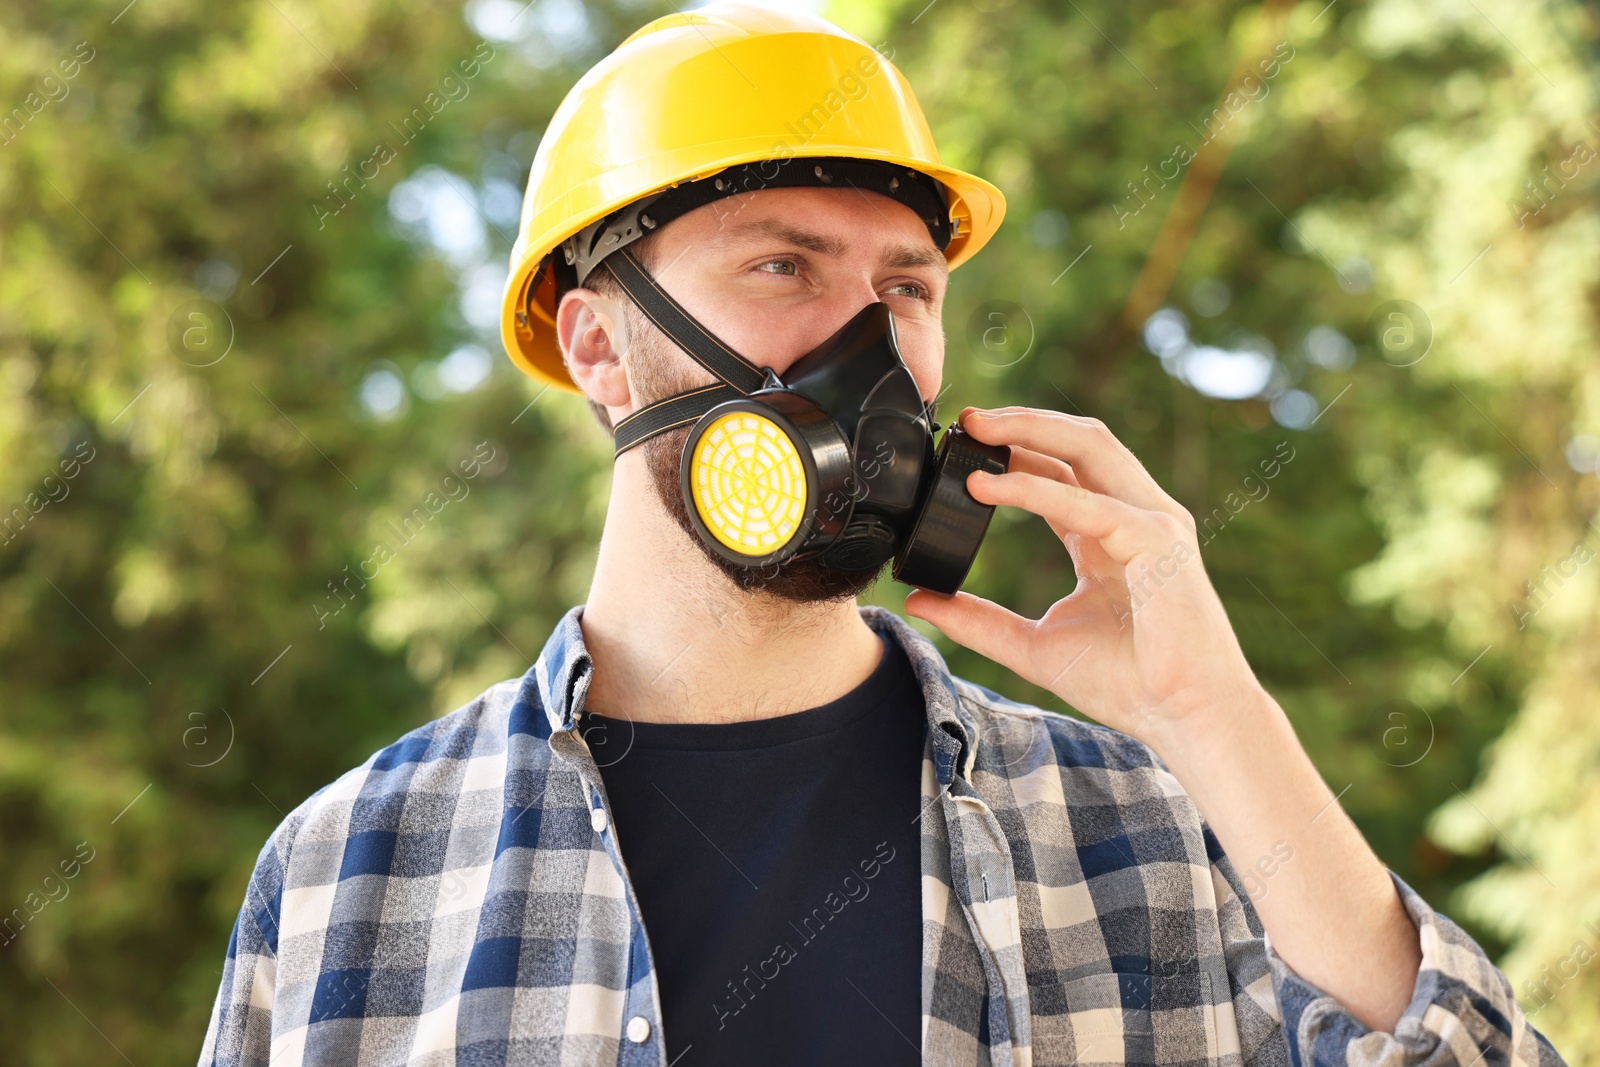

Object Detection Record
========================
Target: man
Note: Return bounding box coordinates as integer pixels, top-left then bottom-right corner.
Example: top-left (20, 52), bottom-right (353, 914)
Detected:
top-left (200, 5), bottom-right (1565, 1066)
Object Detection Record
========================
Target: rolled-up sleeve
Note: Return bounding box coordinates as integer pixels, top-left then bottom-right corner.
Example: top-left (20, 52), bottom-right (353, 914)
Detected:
top-left (1265, 871), bottom-right (1563, 1067)
top-left (1210, 844), bottom-right (1566, 1067)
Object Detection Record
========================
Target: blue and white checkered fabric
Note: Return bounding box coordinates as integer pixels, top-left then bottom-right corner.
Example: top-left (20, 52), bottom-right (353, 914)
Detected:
top-left (199, 604), bottom-right (1566, 1067)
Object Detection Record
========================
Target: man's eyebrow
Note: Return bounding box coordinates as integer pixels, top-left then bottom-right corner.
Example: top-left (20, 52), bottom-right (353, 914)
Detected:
top-left (882, 243), bottom-right (949, 277)
top-left (718, 218), bottom-right (847, 257)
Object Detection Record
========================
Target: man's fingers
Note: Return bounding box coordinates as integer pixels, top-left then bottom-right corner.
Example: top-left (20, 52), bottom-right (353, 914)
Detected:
top-left (1005, 444), bottom-right (1080, 487)
top-left (999, 446), bottom-right (1084, 542)
top-left (967, 468), bottom-right (1189, 565)
top-left (904, 588), bottom-right (1036, 677)
top-left (961, 409), bottom-right (1182, 519)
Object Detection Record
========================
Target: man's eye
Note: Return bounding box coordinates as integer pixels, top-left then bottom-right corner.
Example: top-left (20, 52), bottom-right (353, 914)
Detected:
top-left (756, 260), bottom-right (798, 276)
top-left (886, 281), bottom-right (930, 301)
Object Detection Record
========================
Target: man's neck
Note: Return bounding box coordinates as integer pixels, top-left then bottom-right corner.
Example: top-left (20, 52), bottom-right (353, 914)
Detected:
top-left (579, 459), bottom-right (885, 725)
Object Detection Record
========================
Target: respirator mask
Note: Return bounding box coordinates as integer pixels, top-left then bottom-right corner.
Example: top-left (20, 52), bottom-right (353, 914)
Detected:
top-left (555, 157), bottom-right (1010, 595)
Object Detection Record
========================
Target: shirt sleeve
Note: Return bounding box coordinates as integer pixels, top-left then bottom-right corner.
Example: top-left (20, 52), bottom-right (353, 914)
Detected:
top-left (197, 844), bottom-right (284, 1067)
top-left (1207, 834), bottom-right (1567, 1067)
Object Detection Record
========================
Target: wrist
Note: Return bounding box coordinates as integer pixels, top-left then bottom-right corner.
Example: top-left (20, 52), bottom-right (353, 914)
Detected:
top-left (1142, 677), bottom-right (1283, 771)
top-left (1151, 681), bottom-right (1341, 846)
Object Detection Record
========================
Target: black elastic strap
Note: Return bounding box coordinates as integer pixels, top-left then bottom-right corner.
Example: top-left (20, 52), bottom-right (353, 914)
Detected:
top-left (612, 382), bottom-right (742, 456)
top-left (604, 247), bottom-right (770, 395)
top-left (605, 245), bottom-right (778, 457)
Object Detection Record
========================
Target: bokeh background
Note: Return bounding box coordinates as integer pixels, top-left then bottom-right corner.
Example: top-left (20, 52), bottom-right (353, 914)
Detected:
top-left (2, 0), bottom-right (1597, 1061)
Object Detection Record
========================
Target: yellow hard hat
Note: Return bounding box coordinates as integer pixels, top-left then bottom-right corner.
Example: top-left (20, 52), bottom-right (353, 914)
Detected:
top-left (498, 1), bottom-right (1007, 394)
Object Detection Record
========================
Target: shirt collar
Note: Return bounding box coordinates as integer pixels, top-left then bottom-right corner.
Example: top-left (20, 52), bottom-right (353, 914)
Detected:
top-left (531, 604), bottom-right (591, 737)
top-left (528, 603), bottom-right (980, 785)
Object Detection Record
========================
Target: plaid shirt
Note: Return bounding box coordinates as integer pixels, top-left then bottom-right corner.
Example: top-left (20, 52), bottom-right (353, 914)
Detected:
top-left (201, 604), bottom-right (1565, 1067)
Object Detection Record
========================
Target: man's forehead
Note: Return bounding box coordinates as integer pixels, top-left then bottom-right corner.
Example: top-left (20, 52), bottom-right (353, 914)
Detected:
top-left (706, 200), bottom-right (949, 276)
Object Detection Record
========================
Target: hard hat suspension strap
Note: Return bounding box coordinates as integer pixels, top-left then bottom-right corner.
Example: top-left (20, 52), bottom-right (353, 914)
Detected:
top-left (561, 158), bottom-right (953, 293)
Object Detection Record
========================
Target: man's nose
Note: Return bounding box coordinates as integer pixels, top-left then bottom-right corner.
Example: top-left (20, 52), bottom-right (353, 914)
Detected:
top-left (839, 271), bottom-right (889, 315)
top-left (809, 273), bottom-right (892, 342)
top-left (771, 276), bottom-right (888, 368)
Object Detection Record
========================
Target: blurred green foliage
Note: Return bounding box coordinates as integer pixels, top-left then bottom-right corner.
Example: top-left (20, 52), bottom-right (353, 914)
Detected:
top-left (0, 0), bottom-right (1595, 1063)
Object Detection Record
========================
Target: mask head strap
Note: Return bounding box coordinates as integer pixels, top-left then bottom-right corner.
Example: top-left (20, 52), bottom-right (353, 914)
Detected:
top-left (603, 246), bottom-right (780, 456)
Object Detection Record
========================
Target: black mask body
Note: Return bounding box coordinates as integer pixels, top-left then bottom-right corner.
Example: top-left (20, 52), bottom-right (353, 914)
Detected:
top-left (600, 246), bottom-right (1008, 595)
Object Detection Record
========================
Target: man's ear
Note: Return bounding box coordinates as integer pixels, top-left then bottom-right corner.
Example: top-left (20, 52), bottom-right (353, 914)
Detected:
top-left (556, 289), bottom-right (633, 413)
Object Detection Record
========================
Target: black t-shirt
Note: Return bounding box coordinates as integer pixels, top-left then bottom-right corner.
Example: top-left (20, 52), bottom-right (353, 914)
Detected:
top-left (579, 629), bottom-right (927, 1065)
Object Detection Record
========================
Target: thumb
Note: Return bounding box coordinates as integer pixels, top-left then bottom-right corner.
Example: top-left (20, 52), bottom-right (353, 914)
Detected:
top-left (904, 589), bottom-right (1035, 678)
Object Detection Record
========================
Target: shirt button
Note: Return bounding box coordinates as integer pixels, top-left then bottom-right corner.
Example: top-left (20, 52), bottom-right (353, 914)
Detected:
top-left (590, 808), bottom-right (608, 833)
top-left (626, 1015), bottom-right (651, 1043)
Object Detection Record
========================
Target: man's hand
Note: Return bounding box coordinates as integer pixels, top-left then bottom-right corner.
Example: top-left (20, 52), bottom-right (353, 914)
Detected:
top-left (904, 405), bottom-right (1264, 756)
top-left (905, 404), bottom-right (1425, 1035)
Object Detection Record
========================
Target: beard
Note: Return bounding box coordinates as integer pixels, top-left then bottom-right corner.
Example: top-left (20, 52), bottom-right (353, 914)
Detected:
top-left (616, 298), bottom-right (890, 604)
